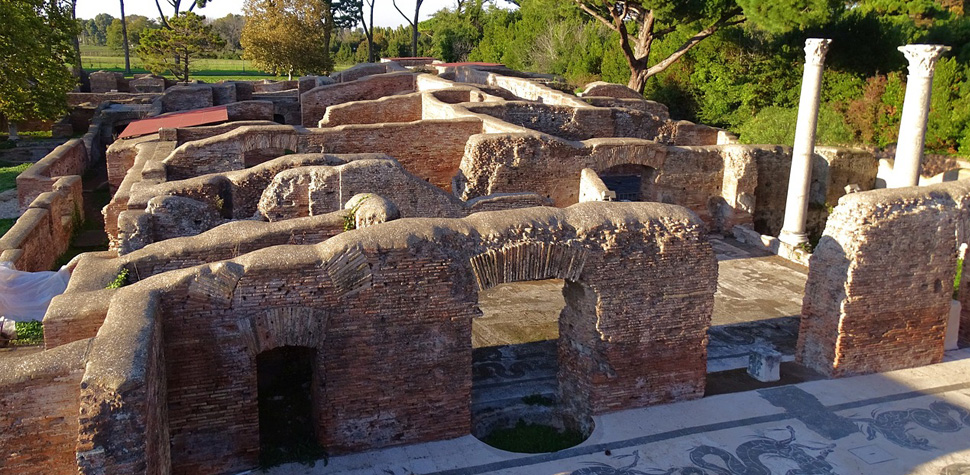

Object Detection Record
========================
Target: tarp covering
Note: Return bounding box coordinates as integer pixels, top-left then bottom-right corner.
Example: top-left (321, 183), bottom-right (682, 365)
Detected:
top-left (119, 105), bottom-right (229, 139)
top-left (0, 262), bottom-right (70, 322)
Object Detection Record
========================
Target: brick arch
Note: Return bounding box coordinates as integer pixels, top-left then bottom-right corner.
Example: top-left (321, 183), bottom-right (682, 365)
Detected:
top-left (469, 241), bottom-right (588, 290)
top-left (237, 306), bottom-right (329, 356)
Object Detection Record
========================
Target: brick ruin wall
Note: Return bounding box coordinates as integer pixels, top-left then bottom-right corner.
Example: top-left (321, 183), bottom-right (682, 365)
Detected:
top-left (797, 180), bottom-right (970, 377)
top-left (0, 339), bottom-right (88, 475)
top-left (301, 72), bottom-right (416, 126)
top-left (257, 159), bottom-right (469, 221)
top-left (0, 176), bottom-right (83, 271)
top-left (308, 118), bottom-right (484, 191)
top-left (753, 146), bottom-right (879, 238)
top-left (319, 93), bottom-right (423, 127)
top-left (24, 202), bottom-right (715, 475)
top-left (16, 138), bottom-right (88, 208)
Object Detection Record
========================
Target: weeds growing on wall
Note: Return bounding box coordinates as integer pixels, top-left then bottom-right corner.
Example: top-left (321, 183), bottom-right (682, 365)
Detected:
top-left (105, 268), bottom-right (129, 289)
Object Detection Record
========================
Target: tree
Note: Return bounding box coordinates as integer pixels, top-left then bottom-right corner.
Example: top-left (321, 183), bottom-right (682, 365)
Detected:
top-left (241, 0), bottom-right (335, 78)
top-left (136, 12), bottom-right (224, 81)
top-left (154, 0), bottom-right (211, 27)
top-left (120, 2), bottom-right (131, 75)
top-left (573, 0), bottom-right (841, 93)
top-left (334, 0), bottom-right (378, 62)
top-left (210, 13), bottom-right (246, 52)
top-left (392, 0), bottom-right (424, 56)
top-left (107, 16), bottom-right (159, 51)
top-left (0, 0), bottom-right (77, 139)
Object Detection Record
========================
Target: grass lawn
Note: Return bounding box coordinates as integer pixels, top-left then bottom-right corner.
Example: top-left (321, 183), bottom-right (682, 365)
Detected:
top-left (81, 45), bottom-right (351, 83)
top-left (0, 162), bottom-right (31, 192)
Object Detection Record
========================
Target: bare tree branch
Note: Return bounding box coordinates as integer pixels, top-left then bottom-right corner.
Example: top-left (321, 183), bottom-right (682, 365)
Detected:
top-left (574, 1), bottom-right (618, 32)
top-left (392, 0), bottom-right (415, 27)
top-left (645, 8), bottom-right (743, 77)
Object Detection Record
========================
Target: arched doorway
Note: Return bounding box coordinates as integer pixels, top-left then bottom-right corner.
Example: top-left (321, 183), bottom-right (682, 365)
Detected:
top-left (256, 345), bottom-right (323, 465)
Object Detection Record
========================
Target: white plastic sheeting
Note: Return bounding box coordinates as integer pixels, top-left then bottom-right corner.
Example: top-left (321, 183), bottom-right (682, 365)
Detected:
top-left (0, 261), bottom-right (71, 322)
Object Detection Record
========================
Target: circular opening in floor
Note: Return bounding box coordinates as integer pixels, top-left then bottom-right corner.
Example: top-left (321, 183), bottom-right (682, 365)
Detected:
top-left (473, 395), bottom-right (593, 453)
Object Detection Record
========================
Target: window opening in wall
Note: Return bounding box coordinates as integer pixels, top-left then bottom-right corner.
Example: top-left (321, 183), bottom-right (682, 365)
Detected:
top-left (256, 345), bottom-right (325, 467)
top-left (471, 278), bottom-right (590, 453)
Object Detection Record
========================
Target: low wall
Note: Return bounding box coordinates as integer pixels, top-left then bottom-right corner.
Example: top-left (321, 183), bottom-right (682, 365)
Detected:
top-left (308, 118), bottom-right (484, 191)
top-left (797, 180), bottom-right (969, 377)
top-left (301, 72), bottom-right (416, 126)
top-left (0, 339), bottom-right (89, 475)
top-left (0, 176), bottom-right (83, 271)
top-left (319, 93), bottom-right (423, 127)
top-left (16, 139), bottom-right (88, 208)
top-left (452, 67), bottom-right (589, 108)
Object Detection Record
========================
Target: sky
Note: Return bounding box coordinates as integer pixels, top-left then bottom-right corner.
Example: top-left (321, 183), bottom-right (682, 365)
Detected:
top-left (75, 0), bottom-right (458, 28)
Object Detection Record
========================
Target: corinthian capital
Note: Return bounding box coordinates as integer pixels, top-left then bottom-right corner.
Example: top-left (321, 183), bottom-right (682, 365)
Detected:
top-left (899, 44), bottom-right (951, 78)
top-left (803, 38), bottom-right (832, 66)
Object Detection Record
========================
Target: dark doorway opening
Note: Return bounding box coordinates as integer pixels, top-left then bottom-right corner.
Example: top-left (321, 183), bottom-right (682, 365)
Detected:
top-left (599, 164), bottom-right (655, 201)
top-left (257, 345), bottom-right (323, 466)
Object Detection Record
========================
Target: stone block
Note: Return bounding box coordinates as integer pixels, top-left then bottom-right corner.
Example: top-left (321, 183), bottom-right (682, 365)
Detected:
top-left (747, 346), bottom-right (782, 382)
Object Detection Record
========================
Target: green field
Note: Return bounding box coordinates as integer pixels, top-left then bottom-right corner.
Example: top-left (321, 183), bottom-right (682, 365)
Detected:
top-left (80, 45), bottom-right (348, 83)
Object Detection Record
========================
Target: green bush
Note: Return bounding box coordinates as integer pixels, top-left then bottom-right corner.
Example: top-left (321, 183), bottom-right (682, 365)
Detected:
top-left (738, 104), bottom-right (853, 146)
top-left (11, 320), bottom-right (43, 345)
top-left (105, 268), bottom-right (129, 289)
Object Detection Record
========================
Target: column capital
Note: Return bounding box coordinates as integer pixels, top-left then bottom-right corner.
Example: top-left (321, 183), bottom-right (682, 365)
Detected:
top-left (898, 44), bottom-right (951, 78)
top-left (803, 38), bottom-right (832, 66)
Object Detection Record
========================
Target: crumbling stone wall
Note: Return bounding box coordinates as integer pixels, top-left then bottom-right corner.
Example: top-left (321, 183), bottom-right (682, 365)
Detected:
top-left (797, 180), bottom-right (970, 377)
top-left (58, 202), bottom-right (714, 474)
top-left (0, 339), bottom-right (88, 475)
top-left (258, 159), bottom-right (468, 221)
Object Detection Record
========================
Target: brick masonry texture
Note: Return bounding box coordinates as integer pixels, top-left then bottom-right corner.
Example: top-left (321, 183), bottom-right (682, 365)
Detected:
top-left (111, 202), bottom-right (715, 474)
top-left (797, 179), bottom-right (970, 377)
top-left (0, 65), bottom-right (919, 475)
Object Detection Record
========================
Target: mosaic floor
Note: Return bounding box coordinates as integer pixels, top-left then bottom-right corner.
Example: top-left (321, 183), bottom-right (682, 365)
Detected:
top-left (257, 350), bottom-right (970, 475)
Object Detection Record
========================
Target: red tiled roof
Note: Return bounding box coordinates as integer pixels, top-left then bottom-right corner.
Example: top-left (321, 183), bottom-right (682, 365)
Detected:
top-left (383, 56), bottom-right (436, 61)
top-left (119, 105), bottom-right (229, 139)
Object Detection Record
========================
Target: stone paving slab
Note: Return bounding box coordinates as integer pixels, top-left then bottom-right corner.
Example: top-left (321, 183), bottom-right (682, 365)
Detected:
top-left (257, 349), bottom-right (970, 475)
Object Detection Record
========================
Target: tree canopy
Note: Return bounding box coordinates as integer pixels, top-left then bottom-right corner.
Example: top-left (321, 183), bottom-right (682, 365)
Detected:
top-left (0, 0), bottom-right (77, 131)
top-left (573, 0), bottom-right (842, 92)
top-left (136, 12), bottom-right (224, 81)
top-left (241, 0), bottom-right (336, 78)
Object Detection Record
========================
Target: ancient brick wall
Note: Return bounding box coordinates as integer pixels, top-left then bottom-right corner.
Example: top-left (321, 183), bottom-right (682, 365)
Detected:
top-left (307, 118), bottom-right (484, 191)
top-left (162, 125), bottom-right (304, 180)
top-left (77, 293), bottom-right (169, 475)
top-left (452, 68), bottom-right (590, 107)
top-left (161, 85), bottom-right (214, 112)
top-left (16, 138), bottom-right (88, 208)
top-left (166, 120), bottom-right (280, 145)
top-left (67, 202), bottom-right (714, 474)
top-left (319, 93), bottom-right (423, 127)
top-left (0, 176), bottom-right (83, 271)
top-left (797, 181), bottom-right (970, 377)
top-left (0, 339), bottom-right (88, 475)
top-left (301, 72), bottom-right (416, 126)
top-left (45, 288), bottom-right (116, 348)
top-left (455, 134), bottom-right (743, 230)
top-left (258, 159), bottom-right (468, 221)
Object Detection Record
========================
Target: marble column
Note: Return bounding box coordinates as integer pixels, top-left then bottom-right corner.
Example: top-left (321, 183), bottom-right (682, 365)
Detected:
top-left (891, 44), bottom-right (951, 188)
top-left (779, 38), bottom-right (831, 246)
